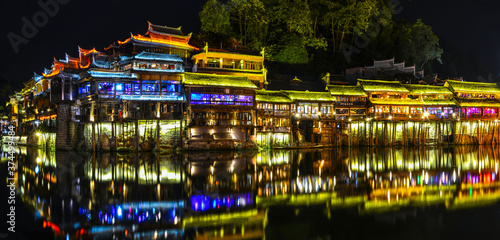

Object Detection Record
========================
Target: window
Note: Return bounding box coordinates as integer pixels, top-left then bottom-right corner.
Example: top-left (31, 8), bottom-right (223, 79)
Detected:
top-left (244, 61), bottom-right (262, 70)
top-left (392, 106), bottom-right (409, 114)
top-left (336, 108), bottom-right (349, 115)
top-left (78, 83), bottom-right (91, 97)
top-left (320, 104), bottom-right (334, 114)
top-left (374, 106), bottom-right (390, 114)
top-left (222, 59), bottom-right (237, 69)
top-left (409, 107), bottom-right (421, 114)
top-left (350, 108), bottom-right (366, 115)
top-left (426, 107), bottom-right (442, 115)
top-left (142, 80), bottom-right (159, 95)
top-left (206, 58), bottom-right (221, 68)
top-left (484, 108), bottom-right (497, 115)
top-left (115, 83), bottom-right (131, 95)
top-left (190, 93), bottom-right (253, 106)
top-left (97, 82), bottom-right (114, 96)
top-left (464, 107), bottom-right (481, 117)
top-left (132, 81), bottom-right (141, 95)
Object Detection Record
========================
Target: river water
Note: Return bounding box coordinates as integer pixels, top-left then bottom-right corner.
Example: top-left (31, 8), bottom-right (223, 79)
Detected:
top-left (2, 146), bottom-right (500, 239)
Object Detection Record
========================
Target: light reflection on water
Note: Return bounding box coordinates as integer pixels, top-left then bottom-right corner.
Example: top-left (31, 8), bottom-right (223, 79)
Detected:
top-left (6, 146), bottom-right (500, 239)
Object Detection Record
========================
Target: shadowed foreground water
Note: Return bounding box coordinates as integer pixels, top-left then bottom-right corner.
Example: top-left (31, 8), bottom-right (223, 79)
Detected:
top-left (2, 145), bottom-right (500, 239)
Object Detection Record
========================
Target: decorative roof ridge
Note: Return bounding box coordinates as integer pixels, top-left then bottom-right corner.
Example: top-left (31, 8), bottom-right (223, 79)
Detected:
top-left (146, 21), bottom-right (192, 38)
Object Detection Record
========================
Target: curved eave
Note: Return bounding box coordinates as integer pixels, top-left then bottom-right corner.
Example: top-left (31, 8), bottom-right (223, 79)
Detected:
top-left (358, 79), bottom-right (409, 93)
top-left (147, 28), bottom-right (192, 39)
top-left (445, 80), bottom-right (500, 94)
top-left (130, 35), bottom-right (197, 51)
top-left (42, 67), bottom-right (61, 78)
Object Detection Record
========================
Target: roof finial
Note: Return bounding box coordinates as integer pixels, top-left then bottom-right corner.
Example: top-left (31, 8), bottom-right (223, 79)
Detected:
top-left (204, 42), bottom-right (209, 54)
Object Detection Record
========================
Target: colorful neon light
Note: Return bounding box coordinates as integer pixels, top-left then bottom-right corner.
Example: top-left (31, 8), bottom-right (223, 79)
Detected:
top-left (89, 71), bottom-right (138, 79)
top-left (191, 193), bottom-right (253, 211)
top-left (120, 95), bottom-right (184, 101)
top-left (134, 52), bottom-right (184, 62)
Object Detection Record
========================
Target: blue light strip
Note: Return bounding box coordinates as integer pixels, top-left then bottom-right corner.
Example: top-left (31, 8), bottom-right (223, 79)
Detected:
top-left (89, 71), bottom-right (138, 79)
top-left (90, 226), bottom-right (125, 234)
top-left (120, 200), bottom-right (185, 209)
top-left (132, 67), bottom-right (184, 73)
top-left (134, 52), bottom-right (184, 62)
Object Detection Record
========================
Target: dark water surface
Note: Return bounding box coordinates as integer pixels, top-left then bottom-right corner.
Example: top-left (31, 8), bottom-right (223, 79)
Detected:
top-left (2, 146), bottom-right (500, 240)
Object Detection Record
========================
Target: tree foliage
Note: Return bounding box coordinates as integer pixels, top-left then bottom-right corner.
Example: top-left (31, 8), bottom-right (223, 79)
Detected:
top-left (200, 0), bottom-right (231, 35)
top-left (403, 19), bottom-right (443, 71)
top-left (228, 0), bottom-right (268, 49)
top-left (197, 0), bottom-right (444, 76)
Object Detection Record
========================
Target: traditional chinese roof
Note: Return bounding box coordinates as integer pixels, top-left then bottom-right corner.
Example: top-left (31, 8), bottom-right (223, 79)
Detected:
top-left (455, 99), bottom-right (500, 108)
top-left (444, 80), bottom-right (500, 94)
top-left (91, 56), bottom-right (111, 69)
top-left (281, 90), bottom-right (334, 102)
top-left (117, 22), bottom-right (196, 51)
top-left (183, 72), bottom-right (258, 89)
top-left (21, 79), bottom-right (35, 95)
top-left (357, 79), bottom-right (409, 93)
top-left (327, 85), bottom-right (367, 96)
top-left (78, 46), bottom-right (99, 57)
top-left (33, 73), bottom-right (43, 83)
top-left (42, 64), bottom-right (62, 78)
top-left (256, 90), bottom-right (292, 103)
top-left (146, 21), bottom-right (191, 39)
top-left (404, 84), bottom-right (453, 95)
top-left (134, 52), bottom-right (184, 62)
top-left (118, 33), bottom-right (196, 51)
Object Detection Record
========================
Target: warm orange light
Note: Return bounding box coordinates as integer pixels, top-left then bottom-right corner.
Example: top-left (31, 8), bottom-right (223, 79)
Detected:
top-left (79, 61), bottom-right (91, 69)
top-left (130, 34), bottom-right (198, 50)
top-left (117, 38), bottom-right (131, 45)
top-left (79, 47), bottom-right (99, 56)
top-left (42, 66), bottom-right (61, 78)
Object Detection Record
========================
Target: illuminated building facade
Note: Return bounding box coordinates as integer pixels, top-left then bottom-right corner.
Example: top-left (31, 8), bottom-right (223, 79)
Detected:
top-left (7, 21), bottom-right (500, 149)
top-left (255, 90), bottom-right (293, 148)
top-left (192, 47), bottom-right (266, 89)
top-left (327, 85), bottom-right (368, 122)
top-left (360, 80), bottom-right (457, 121)
top-left (445, 80), bottom-right (500, 119)
top-left (184, 72), bottom-right (256, 149)
top-left (283, 90), bottom-right (336, 144)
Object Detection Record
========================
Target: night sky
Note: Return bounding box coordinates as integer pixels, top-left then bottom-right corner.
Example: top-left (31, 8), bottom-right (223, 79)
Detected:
top-left (1, 0), bottom-right (499, 89)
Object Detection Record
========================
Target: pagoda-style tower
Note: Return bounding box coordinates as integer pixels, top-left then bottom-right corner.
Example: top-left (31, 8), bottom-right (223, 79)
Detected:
top-left (106, 22), bottom-right (197, 70)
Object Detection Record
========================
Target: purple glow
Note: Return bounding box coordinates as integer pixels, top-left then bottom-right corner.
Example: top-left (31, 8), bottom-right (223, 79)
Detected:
top-left (190, 193), bottom-right (253, 212)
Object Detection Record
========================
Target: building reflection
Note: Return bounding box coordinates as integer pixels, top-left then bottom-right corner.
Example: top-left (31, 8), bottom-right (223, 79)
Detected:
top-left (13, 146), bottom-right (500, 239)
top-left (184, 151), bottom-right (263, 240)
